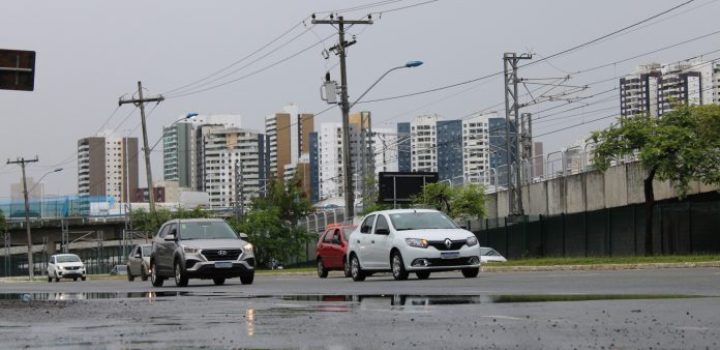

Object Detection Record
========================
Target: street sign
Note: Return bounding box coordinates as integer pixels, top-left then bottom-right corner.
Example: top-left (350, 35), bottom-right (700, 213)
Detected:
top-left (378, 172), bottom-right (439, 204)
top-left (0, 49), bottom-right (36, 91)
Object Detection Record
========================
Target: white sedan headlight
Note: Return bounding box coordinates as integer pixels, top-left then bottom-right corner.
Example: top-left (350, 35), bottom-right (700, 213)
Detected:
top-left (466, 236), bottom-right (478, 247)
top-left (405, 238), bottom-right (429, 248)
top-left (243, 243), bottom-right (254, 253)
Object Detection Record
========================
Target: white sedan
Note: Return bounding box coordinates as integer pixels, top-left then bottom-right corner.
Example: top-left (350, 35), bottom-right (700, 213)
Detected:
top-left (347, 209), bottom-right (481, 281)
top-left (47, 254), bottom-right (86, 282)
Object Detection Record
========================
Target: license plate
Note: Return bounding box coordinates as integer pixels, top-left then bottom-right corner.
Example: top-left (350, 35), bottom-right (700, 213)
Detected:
top-left (440, 251), bottom-right (460, 259)
top-left (215, 261), bottom-right (233, 269)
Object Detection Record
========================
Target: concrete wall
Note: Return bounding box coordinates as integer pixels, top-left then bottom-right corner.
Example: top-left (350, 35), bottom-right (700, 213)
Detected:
top-left (565, 174), bottom-right (585, 214)
top-left (483, 161), bottom-right (720, 219)
top-left (585, 172), bottom-right (605, 211)
top-left (604, 165), bottom-right (628, 208)
top-left (527, 182), bottom-right (547, 215)
top-left (546, 178), bottom-right (565, 215)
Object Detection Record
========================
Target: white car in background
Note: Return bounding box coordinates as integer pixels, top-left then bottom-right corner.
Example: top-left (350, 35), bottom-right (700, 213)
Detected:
top-left (47, 254), bottom-right (86, 282)
top-left (347, 209), bottom-right (482, 281)
top-left (480, 247), bottom-right (507, 263)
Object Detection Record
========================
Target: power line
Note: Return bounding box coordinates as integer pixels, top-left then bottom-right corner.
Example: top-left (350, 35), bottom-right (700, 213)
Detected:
top-left (357, 0), bottom-right (697, 105)
top-left (166, 32), bottom-right (335, 99)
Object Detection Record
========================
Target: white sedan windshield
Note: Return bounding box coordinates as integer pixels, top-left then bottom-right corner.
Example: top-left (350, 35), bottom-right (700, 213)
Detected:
top-left (389, 212), bottom-right (457, 231)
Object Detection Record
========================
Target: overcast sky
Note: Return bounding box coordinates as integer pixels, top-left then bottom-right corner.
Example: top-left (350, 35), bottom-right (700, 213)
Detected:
top-left (1, 0), bottom-right (718, 198)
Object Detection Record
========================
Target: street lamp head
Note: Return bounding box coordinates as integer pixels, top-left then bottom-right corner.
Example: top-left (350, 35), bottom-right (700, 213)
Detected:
top-left (186, 113), bottom-right (199, 119)
top-left (405, 60), bottom-right (423, 68)
top-left (53, 168), bottom-right (63, 173)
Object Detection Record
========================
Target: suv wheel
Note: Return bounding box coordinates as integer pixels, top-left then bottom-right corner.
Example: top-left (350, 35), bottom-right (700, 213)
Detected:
top-left (240, 271), bottom-right (254, 285)
top-left (174, 260), bottom-right (189, 287)
top-left (213, 277), bottom-right (225, 286)
top-left (317, 259), bottom-right (328, 278)
top-left (150, 261), bottom-right (164, 287)
top-left (391, 252), bottom-right (409, 281)
top-left (350, 254), bottom-right (365, 282)
top-left (462, 267), bottom-right (479, 278)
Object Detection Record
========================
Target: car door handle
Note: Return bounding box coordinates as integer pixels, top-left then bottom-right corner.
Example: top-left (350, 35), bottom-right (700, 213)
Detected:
top-left (356, 240), bottom-right (360, 243)
top-left (371, 240), bottom-right (375, 244)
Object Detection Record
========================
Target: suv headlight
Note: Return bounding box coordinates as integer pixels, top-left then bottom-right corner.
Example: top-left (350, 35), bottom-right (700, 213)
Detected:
top-left (243, 243), bottom-right (253, 253)
top-left (183, 246), bottom-right (200, 254)
top-left (466, 236), bottom-right (478, 247)
top-left (405, 238), bottom-right (428, 248)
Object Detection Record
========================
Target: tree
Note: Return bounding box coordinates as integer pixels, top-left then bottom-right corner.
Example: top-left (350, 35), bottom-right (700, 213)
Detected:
top-left (229, 174), bottom-right (314, 267)
top-left (360, 173), bottom-right (391, 215)
top-left (130, 207), bottom-right (210, 235)
top-left (450, 184), bottom-right (486, 220)
top-left (590, 104), bottom-right (720, 255)
top-left (414, 182), bottom-right (454, 213)
top-left (413, 182), bottom-right (486, 220)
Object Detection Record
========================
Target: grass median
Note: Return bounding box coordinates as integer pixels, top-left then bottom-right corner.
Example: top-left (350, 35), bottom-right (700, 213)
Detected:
top-left (487, 254), bottom-right (720, 267)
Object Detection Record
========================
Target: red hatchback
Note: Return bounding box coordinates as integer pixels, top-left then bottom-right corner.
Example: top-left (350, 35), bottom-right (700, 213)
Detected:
top-left (316, 224), bottom-right (355, 278)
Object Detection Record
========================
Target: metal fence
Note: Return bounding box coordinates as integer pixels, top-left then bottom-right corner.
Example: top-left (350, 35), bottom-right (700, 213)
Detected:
top-left (475, 199), bottom-right (720, 259)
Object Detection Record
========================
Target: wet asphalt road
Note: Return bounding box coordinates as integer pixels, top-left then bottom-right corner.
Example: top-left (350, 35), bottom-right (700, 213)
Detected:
top-left (0, 268), bottom-right (719, 349)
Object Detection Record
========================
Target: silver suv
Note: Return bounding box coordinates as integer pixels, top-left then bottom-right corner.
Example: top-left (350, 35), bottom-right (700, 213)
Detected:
top-left (150, 218), bottom-right (255, 287)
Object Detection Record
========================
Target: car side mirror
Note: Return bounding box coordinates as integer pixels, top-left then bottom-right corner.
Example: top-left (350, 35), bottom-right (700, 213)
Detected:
top-left (164, 234), bottom-right (176, 241)
top-left (375, 228), bottom-right (390, 235)
top-left (238, 232), bottom-right (249, 239)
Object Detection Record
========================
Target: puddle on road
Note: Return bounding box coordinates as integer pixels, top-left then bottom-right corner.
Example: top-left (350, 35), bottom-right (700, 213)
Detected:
top-left (0, 292), bottom-right (702, 305)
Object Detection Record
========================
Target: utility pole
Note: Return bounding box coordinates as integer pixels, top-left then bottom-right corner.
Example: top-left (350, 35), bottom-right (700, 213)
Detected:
top-left (7, 156), bottom-right (38, 280)
top-left (312, 14), bottom-right (373, 222)
top-left (520, 112), bottom-right (534, 178)
top-left (503, 52), bottom-right (532, 218)
top-left (118, 81), bottom-right (164, 215)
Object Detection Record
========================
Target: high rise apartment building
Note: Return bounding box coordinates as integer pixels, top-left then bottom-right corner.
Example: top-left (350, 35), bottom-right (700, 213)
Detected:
top-left (265, 112), bottom-right (291, 180)
top-left (199, 126), bottom-right (265, 208)
top-left (410, 115), bottom-right (438, 172)
top-left (77, 134), bottom-right (138, 202)
top-left (437, 120), bottom-right (463, 181)
top-left (163, 122), bottom-right (195, 188)
top-left (620, 60), bottom-right (719, 118)
top-left (317, 122), bottom-right (343, 200)
top-left (396, 122), bottom-right (411, 172)
top-left (462, 115), bottom-right (491, 184)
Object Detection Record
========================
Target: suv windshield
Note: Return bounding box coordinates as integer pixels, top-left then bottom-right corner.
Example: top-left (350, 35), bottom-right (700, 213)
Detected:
top-left (389, 212), bottom-right (458, 231)
top-left (57, 255), bottom-right (81, 263)
top-left (179, 221), bottom-right (238, 240)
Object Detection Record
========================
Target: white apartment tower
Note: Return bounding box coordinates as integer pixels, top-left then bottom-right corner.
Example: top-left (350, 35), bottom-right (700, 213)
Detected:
top-left (199, 126), bottom-right (265, 208)
top-left (318, 122), bottom-right (343, 200)
top-left (620, 60), bottom-right (720, 117)
top-left (77, 133), bottom-right (138, 202)
top-left (462, 115), bottom-right (491, 184)
top-left (410, 115), bottom-right (439, 172)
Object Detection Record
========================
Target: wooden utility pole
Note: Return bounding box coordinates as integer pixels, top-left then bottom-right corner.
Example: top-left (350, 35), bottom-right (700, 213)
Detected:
top-left (6, 156), bottom-right (38, 279)
top-left (118, 81), bottom-right (164, 214)
top-left (312, 14), bottom-right (373, 222)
